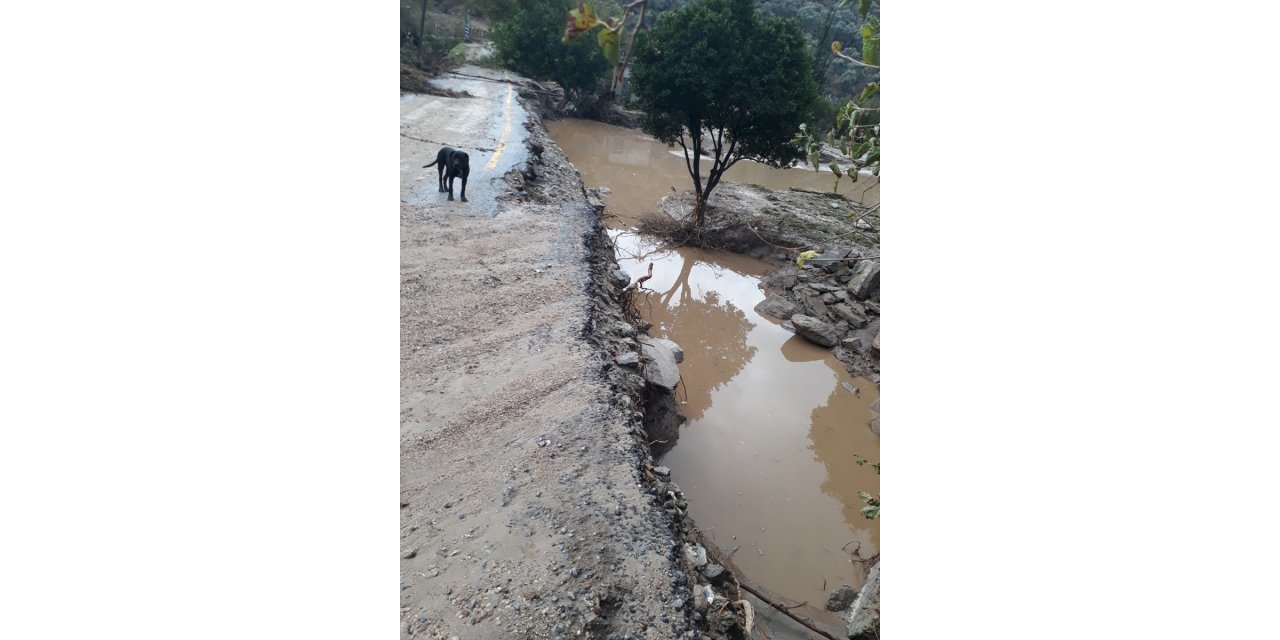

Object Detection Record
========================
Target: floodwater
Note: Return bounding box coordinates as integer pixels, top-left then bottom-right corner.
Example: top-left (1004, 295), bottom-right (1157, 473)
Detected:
top-left (548, 118), bottom-right (880, 634)
top-left (547, 118), bottom-right (879, 227)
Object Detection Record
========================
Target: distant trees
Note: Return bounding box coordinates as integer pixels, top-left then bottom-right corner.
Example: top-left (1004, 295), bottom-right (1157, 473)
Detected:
top-left (793, 0), bottom-right (880, 193)
top-left (490, 0), bottom-right (611, 100)
top-left (629, 0), bottom-right (818, 226)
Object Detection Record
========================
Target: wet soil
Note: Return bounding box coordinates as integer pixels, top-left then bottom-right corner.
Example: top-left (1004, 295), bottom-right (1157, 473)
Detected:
top-left (549, 118), bottom-right (881, 637)
top-left (400, 67), bottom-right (699, 640)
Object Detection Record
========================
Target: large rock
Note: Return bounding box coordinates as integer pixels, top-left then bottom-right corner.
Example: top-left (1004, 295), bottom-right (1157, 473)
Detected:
top-left (831, 303), bottom-right (869, 328)
top-left (846, 260), bottom-right (880, 300)
top-left (814, 249), bottom-right (849, 273)
top-left (754, 294), bottom-right (799, 320)
top-left (648, 337), bottom-right (683, 364)
top-left (638, 336), bottom-right (681, 390)
top-left (801, 289), bottom-right (830, 318)
top-left (791, 314), bottom-right (841, 348)
top-left (845, 561), bottom-right (880, 639)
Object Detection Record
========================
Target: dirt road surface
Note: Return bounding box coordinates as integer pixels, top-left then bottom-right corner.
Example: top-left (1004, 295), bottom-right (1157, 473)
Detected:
top-left (400, 67), bottom-right (691, 639)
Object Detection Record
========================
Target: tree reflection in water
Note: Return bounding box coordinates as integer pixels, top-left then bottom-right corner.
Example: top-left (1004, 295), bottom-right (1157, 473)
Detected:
top-left (646, 254), bottom-right (757, 425)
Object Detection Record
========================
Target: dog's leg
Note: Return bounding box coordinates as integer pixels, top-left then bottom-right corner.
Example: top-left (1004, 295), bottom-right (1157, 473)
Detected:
top-left (459, 169), bottom-right (468, 203)
top-left (447, 173), bottom-right (455, 201)
top-left (438, 163), bottom-right (446, 192)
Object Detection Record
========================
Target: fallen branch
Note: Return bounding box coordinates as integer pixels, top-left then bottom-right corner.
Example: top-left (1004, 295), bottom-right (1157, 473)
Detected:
top-left (623, 262), bottom-right (654, 292)
top-left (400, 132), bottom-right (496, 153)
top-left (734, 579), bottom-right (839, 640)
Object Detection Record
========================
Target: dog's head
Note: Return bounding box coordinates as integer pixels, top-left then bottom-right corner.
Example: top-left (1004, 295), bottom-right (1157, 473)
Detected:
top-left (449, 151), bottom-right (470, 171)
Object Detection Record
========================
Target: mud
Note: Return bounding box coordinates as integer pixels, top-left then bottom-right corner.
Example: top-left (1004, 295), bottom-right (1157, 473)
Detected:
top-left (400, 67), bottom-right (705, 639)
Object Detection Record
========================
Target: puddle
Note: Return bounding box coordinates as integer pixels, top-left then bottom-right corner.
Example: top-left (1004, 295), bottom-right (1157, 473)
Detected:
top-left (549, 118), bottom-right (880, 632)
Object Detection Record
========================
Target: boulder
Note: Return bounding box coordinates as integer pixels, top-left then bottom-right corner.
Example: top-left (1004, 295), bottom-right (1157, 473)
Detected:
top-left (648, 337), bottom-right (684, 364)
top-left (791, 314), bottom-right (841, 348)
top-left (754, 294), bottom-right (799, 320)
top-left (638, 336), bottom-right (681, 390)
top-left (846, 260), bottom-right (880, 300)
top-left (615, 352), bottom-right (640, 366)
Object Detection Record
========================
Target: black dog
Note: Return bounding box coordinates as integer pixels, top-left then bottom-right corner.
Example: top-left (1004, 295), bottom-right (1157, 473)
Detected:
top-left (422, 147), bottom-right (470, 202)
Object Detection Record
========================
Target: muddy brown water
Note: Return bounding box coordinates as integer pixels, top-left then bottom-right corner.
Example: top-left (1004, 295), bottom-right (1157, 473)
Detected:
top-left (548, 118), bottom-right (880, 635)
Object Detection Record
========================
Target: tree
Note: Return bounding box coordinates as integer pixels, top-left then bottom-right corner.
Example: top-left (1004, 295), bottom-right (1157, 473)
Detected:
top-left (490, 0), bottom-right (611, 100)
top-left (629, 0), bottom-right (818, 226)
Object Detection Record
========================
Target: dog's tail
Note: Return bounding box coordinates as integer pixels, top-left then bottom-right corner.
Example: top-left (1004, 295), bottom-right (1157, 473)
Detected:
top-left (421, 159), bottom-right (440, 168)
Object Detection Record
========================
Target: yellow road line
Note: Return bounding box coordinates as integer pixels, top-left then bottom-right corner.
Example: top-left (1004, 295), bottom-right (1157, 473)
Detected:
top-left (485, 71), bottom-right (513, 172)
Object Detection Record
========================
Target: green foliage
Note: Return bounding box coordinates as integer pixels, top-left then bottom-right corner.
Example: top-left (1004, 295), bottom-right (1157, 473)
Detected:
top-left (491, 0), bottom-right (611, 98)
top-left (630, 0), bottom-right (818, 225)
top-left (858, 492), bottom-right (880, 519)
top-left (400, 1), bottom-right (466, 73)
top-left (792, 0), bottom-right (879, 193)
top-left (853, 454), bottom-right (880, 520)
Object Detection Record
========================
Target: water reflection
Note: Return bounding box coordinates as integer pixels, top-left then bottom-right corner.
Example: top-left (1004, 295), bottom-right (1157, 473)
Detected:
top-left (555, 119), bottom-right (880, 611)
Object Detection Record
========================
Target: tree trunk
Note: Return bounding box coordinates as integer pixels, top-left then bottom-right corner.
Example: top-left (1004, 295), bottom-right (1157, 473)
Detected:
top-left (417, 0), bottom-right (428, 59)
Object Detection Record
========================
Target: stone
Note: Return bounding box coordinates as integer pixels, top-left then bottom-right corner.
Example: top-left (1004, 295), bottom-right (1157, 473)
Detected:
top-left (825, 584), bottom-right (857, 612)
top-left (682, 544), bottom-right (708, 569)
top-left (612, 269), bottom-right (632, 289)
top-left (608, 321), bottom-right (638, 338)
top-left (649, 337), bottom-right (684, 364)
top-left (814, 249), bottom-right (847, 272)
top-left (637, 336), bottom-right (681, 391)
top-left (403, 549), bottom-right (418, 559)
top-left (872, 333), bottom-right (880, 354)
top-left (653, 465), bottom-right (671, 477)
top-left (791, 314), bottom-right (841, 348)
top-left (754, 294), bottom-right (799, 320)
top-left (846, 260), bottom-right (880, 300)
top-left (842, 336), bottom-right (864, 353)
top-left (801, 289), bottom-right (829, 318)
top-left (692, 588), bottom-right (708, 613)
top-left (821, 293), bottom-right (837, 304)
top-left (615, 352), bottom-right (640, 366)
top-left (702, 563), bottom-right (727, 585)
top-left (845, 561), bottom-right (880, 639)
top-left (586, 191), bottom-right (605, 214)
top-left (831, 303), bottom-right (869, 328)
top-left (780, 320), bottom-right (796, 333)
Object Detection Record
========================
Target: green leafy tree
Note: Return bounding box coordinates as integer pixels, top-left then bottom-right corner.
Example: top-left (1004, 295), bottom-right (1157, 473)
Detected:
top-left (629, 0), bottom-right (818, 226)
top-left (490, 0), bottom-right (611, 100)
